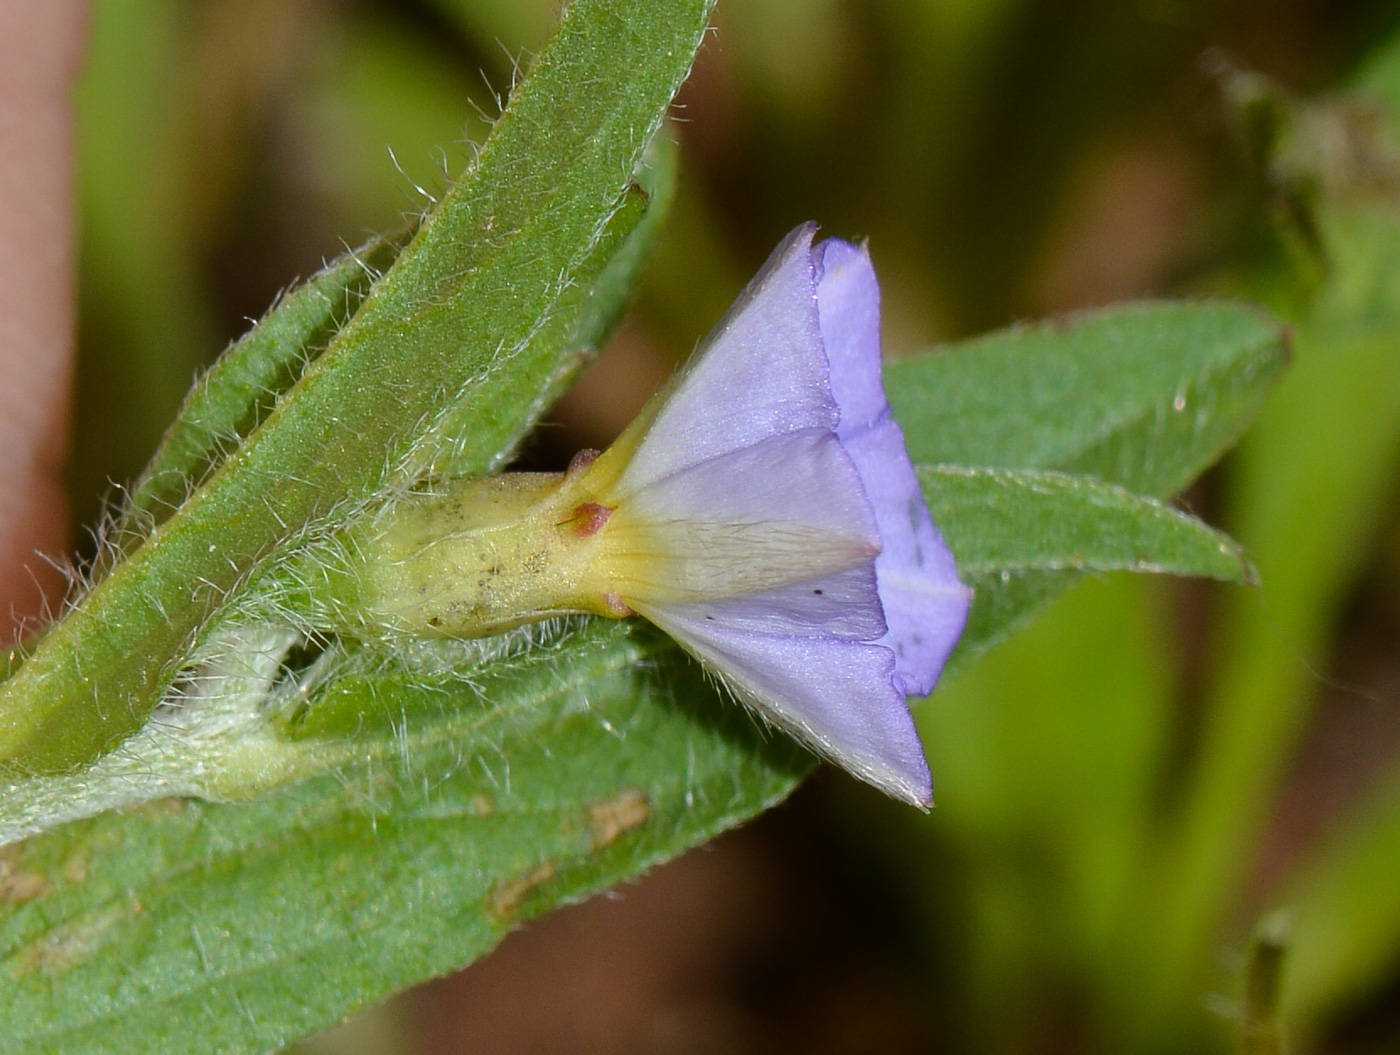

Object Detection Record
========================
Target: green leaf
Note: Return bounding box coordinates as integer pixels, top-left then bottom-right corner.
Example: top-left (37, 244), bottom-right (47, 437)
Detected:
top-left (0, 622), bottom-right (806, 1055)
top-left (925, 466), bottom-right (1251, 581)
top-left (0, 0), bottom-right (713, 774)
top-left (891, 302), bottom-right (1288, 659)
top-left (920, 466), bottom-right (1254, 663)
top-left (112, 133), bottom-right (675, 547)
top-left (403, 135), bottom-right (679, 483)
top-left (890, 300), bottom-right (1288, 495)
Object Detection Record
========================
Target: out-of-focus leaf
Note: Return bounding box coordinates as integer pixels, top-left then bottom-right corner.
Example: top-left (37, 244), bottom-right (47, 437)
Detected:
top-left (1141, 43), bottom-right (1400, 1049)
top-left (426, 0), bottom-right (557, 58)
top-left (1172, 326), bottom-right (1400, 993)
top-left (921, 465), bottom-right (1253, 663)
top-left (288, 12), bottom-right (494, 237)
top-left (1199, 38), bottom-right (1400, 1047)
top-left (72, 0), bottom-right (224, 528)
top-left (1281, 767), bottom-right (1400, 1033)
top-left (916, 574), bottom-right (1179, 1050)
top-left (0, 621), bottom-right (805, 1055)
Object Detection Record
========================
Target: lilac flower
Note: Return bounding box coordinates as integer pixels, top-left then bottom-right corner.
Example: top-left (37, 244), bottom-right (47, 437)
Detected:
top-left (571, 224), bottom-right (971, 805)
top-left (349, 224), bottom-right (970, 806)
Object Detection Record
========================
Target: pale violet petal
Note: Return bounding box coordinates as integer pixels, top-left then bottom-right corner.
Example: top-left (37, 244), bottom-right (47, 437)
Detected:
top-left (626, 429), bottom-right (876, 538)
top-left (586, 225), bottom-right (968, 805)
top-left (652, 563), bottom-right (887, 640)
top-left (615, 224), bottom-right (836, 499)
top-left (814, 238), bottom-right (887, 432)
top-left (636, 599), bottom-right (933, 806)
top-left (841, 419), bottom-right (970, 695)
top-left (605, 429), bottom-right (880, 603)
top-left (816, 238), bottom-right (972, 696)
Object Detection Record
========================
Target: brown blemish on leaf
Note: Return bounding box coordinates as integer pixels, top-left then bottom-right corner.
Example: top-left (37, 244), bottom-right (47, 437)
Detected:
top-left (0, 854), bottom-right (51, 905)
top-left (482, 793), bottom-right (648, 923)
top-left (487, 862), bottom-right (556, 921)
top-left (585, 789), bottom-right (649, 850)
top-left (11, 903), bottom-right (133, 977)
top-left (468, 794), bottom-right (494, 817)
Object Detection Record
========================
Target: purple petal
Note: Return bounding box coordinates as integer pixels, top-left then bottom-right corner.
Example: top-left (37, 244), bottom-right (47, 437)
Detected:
top-left (586, 225), bottom-right (969, 805)
top-left (841, 419), bottom-right (969, 694)
top-left (635, 598), bottom-right (933, 806)
top-left (813, 238), bottom-right (888, 431)
top-left (607, 429), bottom-right (880, 602)
top-left (615, 224), bottom-right (834, 499)
top-left (663, 564), bottom-right (888, 640)
top-left (816, 238), bottom-right (971, 695)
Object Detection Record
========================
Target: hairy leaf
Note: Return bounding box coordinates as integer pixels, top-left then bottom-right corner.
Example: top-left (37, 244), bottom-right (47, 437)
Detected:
top-left (895, 302), bottom-right (1288, 657)
top-left (0, 622), bottom-right (805, 1055)
top-left (0, 0), bottom-right (710, 773)
top-left (921, 465), bottom-right (1252, 663)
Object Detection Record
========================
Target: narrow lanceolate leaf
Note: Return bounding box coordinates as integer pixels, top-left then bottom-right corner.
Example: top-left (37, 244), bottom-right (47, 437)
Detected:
top-left (919, 466), bottom-right (1253, 662)
top-left (890, 301), bottom-right (1288, 495)
top-left (0, 0), bottom-right (715, 774)
top-left (114, 135), bottom-right (676, 533)
top-left (0, 622), bottom-right (808, 1055)
top-left (923, 466), bottom-right (1252, 581)
top-left (404, 139), bottom-right (674, 482)
top-left (889, 302), bottom-right (1287, 658)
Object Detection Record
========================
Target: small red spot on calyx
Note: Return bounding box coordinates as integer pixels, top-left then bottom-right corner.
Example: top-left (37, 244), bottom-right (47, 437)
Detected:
top-left (561, 502), bottom-right (614, 537)
top-left (566, 448), bottom-right (602, 477)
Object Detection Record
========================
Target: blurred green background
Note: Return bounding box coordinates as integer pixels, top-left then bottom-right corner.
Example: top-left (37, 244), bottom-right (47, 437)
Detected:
top-left (69, 0), bottom-right (1400, 1052)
